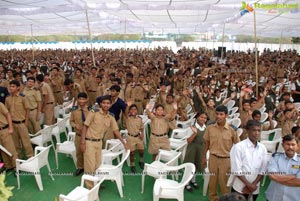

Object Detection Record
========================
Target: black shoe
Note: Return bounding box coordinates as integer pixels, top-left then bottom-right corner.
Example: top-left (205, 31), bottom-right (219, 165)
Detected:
top-left (185, 185), bottom-right (193, 192)
top-left (190, 181), bottom-right (199, 190)
top-left (73, 169), bottom-right (84, 176)
top-left (131, 166), bottom-right (137, 174)
top-left (139, 162), bottom-right (145, 170)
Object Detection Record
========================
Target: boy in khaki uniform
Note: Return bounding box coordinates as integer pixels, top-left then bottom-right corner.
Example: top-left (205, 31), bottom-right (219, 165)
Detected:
top-left (64, 79), bottom-right (83, 106)
top-left (146, 102), bottom-right (177, 160)
top-left (70, 92), bottom-right (89, 176)
top-left (5, 80), bottom-right (33, 159)
top-left (80, 95), bottom-right (128, 189)
top-left (0, 102), bottom-right (18, 171)
top-left (50, 67), bottom-right (64, 105)
top-left (23, 77), bottom-right (41, 133)
top-left (124, 101), bottom-right (144, 173)
top-left (36, 74), bottom-right (55, 125)
top-left (203, 105), bottom-right (240, 201)
top-left (86, 67), bottom-right (98, 106)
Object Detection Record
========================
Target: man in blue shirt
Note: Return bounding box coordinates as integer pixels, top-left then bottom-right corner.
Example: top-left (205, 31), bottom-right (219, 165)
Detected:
top-left (265, 134), bottom-right (300, 201)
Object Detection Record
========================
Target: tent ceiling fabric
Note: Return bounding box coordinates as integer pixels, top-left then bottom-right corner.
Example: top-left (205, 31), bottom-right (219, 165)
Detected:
top-left (0, 0), bottom-right (299, 37)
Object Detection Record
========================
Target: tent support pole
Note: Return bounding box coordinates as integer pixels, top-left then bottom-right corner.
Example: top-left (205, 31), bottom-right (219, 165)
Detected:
top-left (254, 11), bottom-right (258, 98)
top-left (221, 23), bottom-right (225, 60)
top-left (31, 24), bottom-right (34, 62)
top-left (279, 30), bottom-right (283, 55)
top-left (85, 9), bottom-right (96, 67)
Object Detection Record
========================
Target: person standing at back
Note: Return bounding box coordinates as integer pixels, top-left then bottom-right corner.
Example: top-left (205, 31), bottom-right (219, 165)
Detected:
top-left (203, 105), bottom-right (240, 201)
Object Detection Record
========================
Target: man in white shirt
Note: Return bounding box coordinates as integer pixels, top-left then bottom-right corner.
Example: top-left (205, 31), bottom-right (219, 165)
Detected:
top-left (228, 120), bottom-right (268, 200)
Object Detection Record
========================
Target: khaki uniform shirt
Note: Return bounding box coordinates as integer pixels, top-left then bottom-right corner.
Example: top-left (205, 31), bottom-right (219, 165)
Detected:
top-left (40, 82), bottom-right (55, 104)
top-left (5, 93), bottom-right (29, 121)
top-left (70, 83), bottom-right (83, 101)
top-left (131, 84), bottom-right (146, 101)
top-left (74, 78), bottom-right (87, 92)
top-left (84, 108), bottom-right (119, 139)
top-left (50, 76), bottom-right (63, 93)
top-left (148, 114), bottom-right (170, 135)
top-left (87, 75), bottom-right (98, 92)
top-left (124, 83), bottom-right (133, 101)
top-left (203, 122), bottom-right (240, 157)
top-left (70, 105), bottom-right (89, 134)
top-left (0, 80), bottom-right (9, 88)
top-left (0, 102), bottom-right (8, 127)
top-left (23, 86), bottom-right (42, 110)
top-left (125, 116), bottom-right (143, 135)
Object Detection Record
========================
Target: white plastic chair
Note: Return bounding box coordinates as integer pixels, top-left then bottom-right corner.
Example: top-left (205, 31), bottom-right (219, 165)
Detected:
top-left (170, 138), bottom-right (188, 163)
top-left (59, 175), bottom-right (104, 201)
top-left (102, 139), bottom-right (124, 165)
top-left (153, 163), bottom-right (196, 201)
top-left (185, 104), bottom-right (193, 114)
top-left (95, 150), bottom-right (130, 198)
top-left (261, 138), bottom-right (281, 153)
top-left (170, 127), bottom-right (193, 139)
top-left (16, 145), bottom-right (54, 191)
top-left (237, 128), bottom-right (243, 137)
top-left (228, 106), bottom-right (239, 115)
top-left (52, 116), bottom-right (69, 143)
top-left (227, 118), bottom-right (241, 128)
top-left (263, 120), bottom-right (278, 129)
top-left (228, 113), bottom-right (240, 119)
top-left (260, 112), bottom-right (269, 123)
top-left (176, 118), bottom-right (194, 129)
top-left (141, 149), bottom-right (182, 193)
top-left (294, 102), bottom-right (300, 111)
top-left (258, 106), bottom-right (266, 113)
top-left (55, 131), bottom-right (77, 169)
top-left (202, 151), bottom-right (210, 196)
top-left (29, 124), bottom-right (56, 151)
top-left (225, 99), bottom-right (235, 110)
top-left (261, 128), bottom-right (282, 141)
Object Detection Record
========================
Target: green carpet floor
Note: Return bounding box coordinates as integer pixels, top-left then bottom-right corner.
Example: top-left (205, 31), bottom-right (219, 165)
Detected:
top-left (4, 135), bottom-right (269, 201)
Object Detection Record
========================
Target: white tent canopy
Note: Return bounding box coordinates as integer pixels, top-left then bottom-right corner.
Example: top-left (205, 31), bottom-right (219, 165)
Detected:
top-left (0, 0), bottom-right (299, 37)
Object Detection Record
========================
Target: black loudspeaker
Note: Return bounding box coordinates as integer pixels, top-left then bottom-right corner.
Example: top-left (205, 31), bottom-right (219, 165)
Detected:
top-left (217, 47), bottom-right (226, 58)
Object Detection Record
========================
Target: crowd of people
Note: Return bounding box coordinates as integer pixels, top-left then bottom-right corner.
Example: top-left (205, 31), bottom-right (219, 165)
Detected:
top-left (0, 46), bottom-right (300, 200)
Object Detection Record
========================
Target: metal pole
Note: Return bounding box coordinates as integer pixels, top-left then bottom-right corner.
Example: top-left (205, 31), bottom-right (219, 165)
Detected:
top-left (254, 11), bottom-right (259, 98)
top-left (279, 30), bottom-right (283, 55)
top-left (85, 9), bottom-right (95, 66)
top-left (31, 24), bottom-right (34, 62)
top-left (221, 23), bottom-right (225, 60)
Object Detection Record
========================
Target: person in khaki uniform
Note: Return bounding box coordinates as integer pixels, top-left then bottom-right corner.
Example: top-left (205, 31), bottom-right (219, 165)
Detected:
top-left (131, 84), bottom-right (146, 115)
top-left (124, 101), bottom-right (144, 173)
top-left (64, 79), bottom-right (83, 106)
top-left (70, 92), bottom-right (89, 176)
top-left (0, 102), bottom-right (18, 171)
top-left (74, 68), bottom-right (87, 93)
top-left (146, 102), bottom-right (177, 160)
top-left (5, 80), bottom-right (33, 159)
top-left (23, 77), bottom-right (42, 134)
top-left (96, 75), bottom-right (105, 98)
top-left (86, 67), bottom-right (98, 106)
top-left (50, 67), bottom-right (64, 105)
top-left (203, 105), bottom-right (240, 201)
top-left (80, 95), bottom-right (128, 189)
top-left (36, 74), bottom-right (55, 125)
top-left (123, 72), bottom-right (134, 102)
